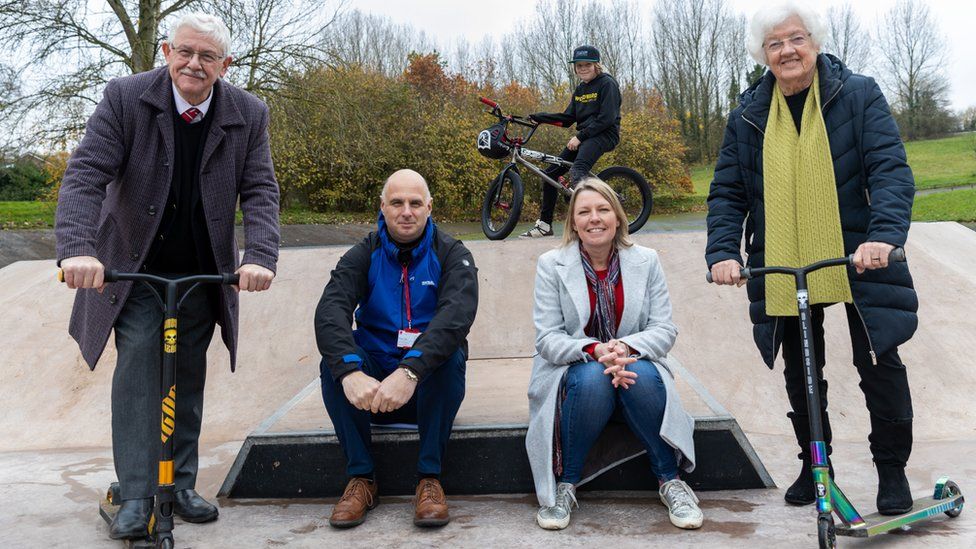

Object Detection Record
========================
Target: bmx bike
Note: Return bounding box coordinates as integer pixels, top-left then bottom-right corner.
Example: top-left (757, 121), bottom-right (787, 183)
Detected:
top-left (476, 96), bottom-right (652, 240)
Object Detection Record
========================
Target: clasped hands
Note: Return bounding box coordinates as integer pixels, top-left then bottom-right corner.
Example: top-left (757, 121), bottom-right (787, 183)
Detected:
top-left (341, 368), bottom-right (417, 414)
top-left (593, 339), bottom-right (638, 389)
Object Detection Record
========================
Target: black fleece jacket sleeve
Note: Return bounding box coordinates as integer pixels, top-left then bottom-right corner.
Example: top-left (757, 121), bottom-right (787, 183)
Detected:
top-left (399, 238), bottom-right (479, 380)
top-left (314, 236), bottom-right (372, 381)
top-left (529, 97), bottom-right (577, 127)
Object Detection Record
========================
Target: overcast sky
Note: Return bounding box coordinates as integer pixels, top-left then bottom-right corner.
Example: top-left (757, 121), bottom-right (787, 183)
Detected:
top-left (348, 0), bottom-right (976, 111)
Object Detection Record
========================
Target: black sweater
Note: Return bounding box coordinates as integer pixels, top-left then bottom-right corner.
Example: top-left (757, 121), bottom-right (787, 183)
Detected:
top-left (145, 100), bottom-right (217, 274)
top-left (531, 72), bottom-right (622, 143)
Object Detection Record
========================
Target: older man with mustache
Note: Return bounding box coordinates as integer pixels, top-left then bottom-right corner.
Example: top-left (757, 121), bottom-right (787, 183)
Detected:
top-left (56, 12), bottom-right (279, 540)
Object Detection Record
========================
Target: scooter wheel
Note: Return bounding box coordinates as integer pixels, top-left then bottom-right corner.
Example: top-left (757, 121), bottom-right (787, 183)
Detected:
top-left (941, 480), bottom-right (964, 518)
top-left (818, 514), bottom-right (836, 549)
top-left (156, 536), bottom-right (175, 549)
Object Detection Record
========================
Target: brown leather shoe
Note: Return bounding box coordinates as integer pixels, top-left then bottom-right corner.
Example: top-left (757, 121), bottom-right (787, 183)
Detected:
top-left (414, 478), bottom-right (450, 527)
top-left (329, 478), bottom-right (378, 528)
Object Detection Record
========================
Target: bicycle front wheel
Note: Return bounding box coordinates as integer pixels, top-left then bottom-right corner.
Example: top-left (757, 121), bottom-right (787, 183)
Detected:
top-left (597, 166), bottom-right (652, 234)
top-left (481, 170), bottom-right (524, 240)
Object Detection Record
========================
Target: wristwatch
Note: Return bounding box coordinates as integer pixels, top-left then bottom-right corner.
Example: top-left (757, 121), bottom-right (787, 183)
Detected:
top-left (400, 366), bottom-right (419, 383)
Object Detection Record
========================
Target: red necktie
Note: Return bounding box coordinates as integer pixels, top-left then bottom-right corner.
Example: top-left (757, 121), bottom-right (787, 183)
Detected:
top-left (181, 107), bottom-right (201, 123)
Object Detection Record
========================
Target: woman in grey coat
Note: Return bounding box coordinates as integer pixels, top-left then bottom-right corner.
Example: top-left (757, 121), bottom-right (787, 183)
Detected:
top-left (526, 178), bottom-right (701, 530)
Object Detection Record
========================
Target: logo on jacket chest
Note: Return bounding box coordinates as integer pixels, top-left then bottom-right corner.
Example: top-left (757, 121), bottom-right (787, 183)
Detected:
top-left (575, 92), bottom-right (598, 103)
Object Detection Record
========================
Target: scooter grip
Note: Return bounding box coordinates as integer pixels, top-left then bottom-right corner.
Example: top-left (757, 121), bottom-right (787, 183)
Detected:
top-left (222, 273), bottom-right (241, 285)
top-left (479, 97), bottom-right (498, 108)
top-left (706, 267), bottom-right (751, 284)
top-left (103, 270), bottom-right (120, 283)
top-left (889, 247), bottom-right (906, 262)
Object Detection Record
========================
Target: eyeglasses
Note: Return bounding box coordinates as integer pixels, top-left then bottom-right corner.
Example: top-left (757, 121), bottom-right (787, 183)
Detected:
top-left (172, 46), bottom-right (224, 65)
top-left (764, 33), bottom-right (810, 54)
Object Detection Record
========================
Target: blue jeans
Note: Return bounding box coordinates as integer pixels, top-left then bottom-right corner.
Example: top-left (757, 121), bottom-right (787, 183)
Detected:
top-left (320, 348), bottom-right (466, 477)
top-left (559, 360), bottom-right (678, 484)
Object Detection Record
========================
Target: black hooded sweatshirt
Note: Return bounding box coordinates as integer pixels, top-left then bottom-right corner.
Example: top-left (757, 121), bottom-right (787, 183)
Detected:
top-left (530, 72), bottom-right (622, 145)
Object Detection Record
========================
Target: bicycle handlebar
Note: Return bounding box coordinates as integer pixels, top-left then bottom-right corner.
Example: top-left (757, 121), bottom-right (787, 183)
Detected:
top-left (479, 96), bottom-right (537, 128)
top-left (705, 247), bottom-right (906, 284)
top-left (59, 270), bottom-right (240, 286)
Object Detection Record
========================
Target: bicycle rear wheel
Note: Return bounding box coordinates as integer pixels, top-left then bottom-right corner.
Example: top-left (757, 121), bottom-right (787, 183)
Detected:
top-left (481, 170), bottom-right (524, 240)
top-left (597, 166), bottom-right (652, 234)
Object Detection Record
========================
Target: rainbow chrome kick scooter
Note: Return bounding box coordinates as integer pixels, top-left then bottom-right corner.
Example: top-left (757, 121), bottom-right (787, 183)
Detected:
top-left (708, 247), bottom-right (964, 547)
top-left (61, 269), bottom-right (239, 548)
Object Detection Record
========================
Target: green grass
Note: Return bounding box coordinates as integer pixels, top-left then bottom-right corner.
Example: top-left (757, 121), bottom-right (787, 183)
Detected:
top-left (4, 134), bottom-right (973, 229)
top-left (905, 133), bottom-right (976, 190)
top-left (686, 133), bottom-right (976, 195)
top-left (0, 201), bottom-right (56, 229)
top-left (689, 163), bottom-right (714, 196)
top-left (912, 188), bottom-right (976, 222)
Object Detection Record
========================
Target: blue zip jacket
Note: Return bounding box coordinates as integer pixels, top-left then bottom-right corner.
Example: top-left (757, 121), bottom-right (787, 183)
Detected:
top-left (705, 54), bottom-right (917, 368)
top-left (316, 215), bottom-right (479, 380)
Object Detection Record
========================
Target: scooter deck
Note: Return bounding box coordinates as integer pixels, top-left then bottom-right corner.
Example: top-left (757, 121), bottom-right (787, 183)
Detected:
top-left (835, 493), bottom-right (964, 537)
top-left (99, 483), bottom-right (154, 548)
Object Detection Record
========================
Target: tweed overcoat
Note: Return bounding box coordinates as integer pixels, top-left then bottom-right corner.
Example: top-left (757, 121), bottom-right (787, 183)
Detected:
top-left (55, 66), bottom-right (280, 371)
top-left (526, 243), bottom-right (696, 507)
top-left (705, 54), bottom-right (917, 368)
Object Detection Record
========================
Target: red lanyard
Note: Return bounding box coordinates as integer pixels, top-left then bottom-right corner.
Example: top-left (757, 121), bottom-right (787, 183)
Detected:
top-left (402, 264), bottom-right (413, 329)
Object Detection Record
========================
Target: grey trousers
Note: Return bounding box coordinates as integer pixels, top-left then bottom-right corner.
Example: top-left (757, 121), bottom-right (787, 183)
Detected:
top-left (112, 281), bottom-right (216, 501)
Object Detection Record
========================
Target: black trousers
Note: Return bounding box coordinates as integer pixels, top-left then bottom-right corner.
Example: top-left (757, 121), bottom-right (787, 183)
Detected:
top-left (781, 303), bottom-right (913, 467)
top-left (112, 281), bottom-right (217, 500)
top-left (539, 133), bottom-right (615, 224)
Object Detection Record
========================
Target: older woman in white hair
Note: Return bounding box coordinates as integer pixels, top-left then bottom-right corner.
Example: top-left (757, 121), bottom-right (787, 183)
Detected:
top-left (705, 2), bottom-right (918, 515)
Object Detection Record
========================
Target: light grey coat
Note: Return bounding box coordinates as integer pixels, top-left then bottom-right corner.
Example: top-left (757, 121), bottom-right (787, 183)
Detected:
top-left (526, 243), bottom-right (696, 507)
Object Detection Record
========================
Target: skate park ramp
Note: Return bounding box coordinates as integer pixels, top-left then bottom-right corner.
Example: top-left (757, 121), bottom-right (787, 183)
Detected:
top-left (1, 222), bottom-right (975, 545)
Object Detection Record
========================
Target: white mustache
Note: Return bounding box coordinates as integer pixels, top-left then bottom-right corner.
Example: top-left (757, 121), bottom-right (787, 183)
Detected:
top-left (179, 68), bottom-right (207, 79)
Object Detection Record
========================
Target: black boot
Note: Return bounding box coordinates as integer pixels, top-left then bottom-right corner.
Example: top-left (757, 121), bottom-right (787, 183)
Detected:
top-left (174, 488), bottom-right (220, 523)
top-left (109, 497), bottom-right (153, 540)
top-left (784, 411), bottom-right (833, 505)
top-left (876, 464), bottom-right (913, 515)
top-left (870, 415), bottom-right (914, 515)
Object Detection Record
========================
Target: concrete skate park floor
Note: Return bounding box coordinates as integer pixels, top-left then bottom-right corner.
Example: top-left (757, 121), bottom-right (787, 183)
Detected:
top-left (2, 222), bottom-right (976, 547)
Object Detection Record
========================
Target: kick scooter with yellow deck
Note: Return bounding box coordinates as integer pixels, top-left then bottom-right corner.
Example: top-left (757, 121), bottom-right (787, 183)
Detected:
top-left (61, 269), bottom-right (239, 548)
top-left (707, 248), bottom-right (964, 547)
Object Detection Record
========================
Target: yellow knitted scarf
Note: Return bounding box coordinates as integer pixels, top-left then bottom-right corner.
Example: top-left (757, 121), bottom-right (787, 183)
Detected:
top-left (763, 70), bottom-right (852, 316)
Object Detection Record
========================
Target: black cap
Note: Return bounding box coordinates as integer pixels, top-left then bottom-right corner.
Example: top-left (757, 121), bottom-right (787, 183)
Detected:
top-left (569, 45), bottom-right (600, 64)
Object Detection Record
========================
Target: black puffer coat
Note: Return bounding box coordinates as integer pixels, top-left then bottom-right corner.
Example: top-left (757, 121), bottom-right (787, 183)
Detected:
top-left (705, 53), bottom-right (917, 368)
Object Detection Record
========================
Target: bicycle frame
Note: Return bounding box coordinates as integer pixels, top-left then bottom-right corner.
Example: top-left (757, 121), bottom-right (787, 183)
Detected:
top-left (481, 97), bottom-right (596, 198)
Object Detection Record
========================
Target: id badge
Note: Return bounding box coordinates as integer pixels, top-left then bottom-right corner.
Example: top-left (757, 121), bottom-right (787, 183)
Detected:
top-left (397, 328), bottom-right (421, 349)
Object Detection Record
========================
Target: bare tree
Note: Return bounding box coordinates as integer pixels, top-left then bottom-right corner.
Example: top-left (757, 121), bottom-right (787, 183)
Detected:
top-left (876, 0), bottom-right (952, 139)
top-left (209, 0), bottom-right (340, 97)
top-left (823, 2), bottom-right (871, 73)
top-left (509, 0), bottom-right (582, 93)
top-left (0, 0), bottom-right (337, 146)
top-left (652, 0), bottom-right (744, 161)
top-left (323, 9), bottom-right (435, 77)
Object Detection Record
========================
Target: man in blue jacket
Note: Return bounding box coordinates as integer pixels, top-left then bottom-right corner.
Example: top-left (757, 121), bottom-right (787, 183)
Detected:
top-left (315, 169), bottom-right (479, 528)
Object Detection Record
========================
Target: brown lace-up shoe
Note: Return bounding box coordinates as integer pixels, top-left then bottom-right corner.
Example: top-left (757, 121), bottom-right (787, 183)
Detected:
top-left (329, 478), bottom-right (378, 528)
top-left (414, 478), bottom-right (450, 527)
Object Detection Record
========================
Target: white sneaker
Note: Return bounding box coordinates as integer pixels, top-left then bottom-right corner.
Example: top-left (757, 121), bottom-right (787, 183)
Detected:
top-left (659, 479), bottom-right (704, 529)
top-left (536, 482), bottom-right (577, 530)
top-left (519, 220), bottom-right (553, 238)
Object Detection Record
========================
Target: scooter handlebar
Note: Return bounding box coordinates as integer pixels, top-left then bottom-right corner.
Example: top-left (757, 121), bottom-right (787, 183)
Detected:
top-left (479, 96), bottom-right (498, 108)
top-left (705, 247), bottom-right (906, 283)
top-left (58, 269), bottom-right (239, 286)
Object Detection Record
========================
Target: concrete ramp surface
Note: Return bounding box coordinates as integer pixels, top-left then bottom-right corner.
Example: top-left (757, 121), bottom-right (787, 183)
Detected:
top-left (1, 222), bottom-right (974, 547)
